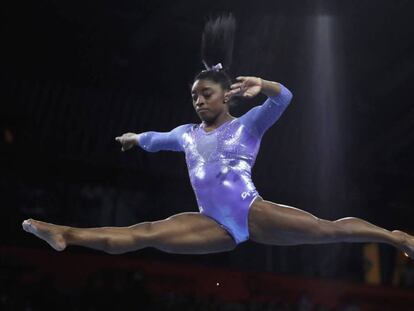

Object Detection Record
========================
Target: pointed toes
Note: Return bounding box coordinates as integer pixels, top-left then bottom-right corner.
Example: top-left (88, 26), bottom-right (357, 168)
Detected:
top-left (22, 219), bottom-right (36, 233)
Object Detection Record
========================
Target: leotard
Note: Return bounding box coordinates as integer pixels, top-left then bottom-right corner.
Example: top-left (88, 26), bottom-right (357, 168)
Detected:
top-left (136, 83), bottom-right (293, 244)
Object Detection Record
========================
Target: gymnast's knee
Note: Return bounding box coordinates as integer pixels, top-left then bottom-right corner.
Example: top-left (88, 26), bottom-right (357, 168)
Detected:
top-left (316, 218), bottom-right (343, 240)
top-left (105, 223), bottom-right (153, 254)
top-left (129, 221), bottom-right (154, 241)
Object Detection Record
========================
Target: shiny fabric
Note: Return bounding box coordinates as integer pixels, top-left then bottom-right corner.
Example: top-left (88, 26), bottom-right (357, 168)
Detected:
top-left (136, 83), bottom-right (293, 243)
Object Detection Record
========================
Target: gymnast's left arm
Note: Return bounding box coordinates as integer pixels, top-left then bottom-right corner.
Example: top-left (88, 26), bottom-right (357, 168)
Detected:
top-left (232, 77), bottom-right (293, 137)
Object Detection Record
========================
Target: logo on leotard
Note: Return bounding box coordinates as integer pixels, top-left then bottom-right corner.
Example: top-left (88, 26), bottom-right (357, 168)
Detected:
top-left (241, 191), bottom-right (251, 199)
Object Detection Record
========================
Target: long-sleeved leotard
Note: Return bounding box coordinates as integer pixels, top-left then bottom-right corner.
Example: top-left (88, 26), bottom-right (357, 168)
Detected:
top-left (136, 83), bottom-right (293, 244)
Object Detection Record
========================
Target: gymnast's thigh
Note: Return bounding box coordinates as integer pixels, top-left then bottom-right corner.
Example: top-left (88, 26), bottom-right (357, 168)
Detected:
top-left (247, 197), bottom-right (324, 245)
top-left (149, 212), bottom-right (237, 254)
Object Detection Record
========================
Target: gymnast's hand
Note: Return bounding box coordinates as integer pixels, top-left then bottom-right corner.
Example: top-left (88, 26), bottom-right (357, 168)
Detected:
top-left (115, 133), bottom-right (138, 151)
top-left (227, 76), bottom-right (263, 98)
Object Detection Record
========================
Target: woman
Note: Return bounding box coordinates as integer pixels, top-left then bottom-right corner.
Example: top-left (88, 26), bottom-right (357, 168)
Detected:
top-left (22, 14), bottom-right (414, 258)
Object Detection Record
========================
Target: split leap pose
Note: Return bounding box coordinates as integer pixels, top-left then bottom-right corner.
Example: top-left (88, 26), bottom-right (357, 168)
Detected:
top-left (22, 14), bottom-right (414, 259)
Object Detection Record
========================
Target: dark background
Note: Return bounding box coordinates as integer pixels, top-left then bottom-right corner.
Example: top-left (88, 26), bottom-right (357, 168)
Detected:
top-left (1, 0), bottom-right (414, 308)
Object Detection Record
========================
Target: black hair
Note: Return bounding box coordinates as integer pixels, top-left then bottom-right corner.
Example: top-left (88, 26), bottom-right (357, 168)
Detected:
top-left (193, 13), bottom-right (236, 94)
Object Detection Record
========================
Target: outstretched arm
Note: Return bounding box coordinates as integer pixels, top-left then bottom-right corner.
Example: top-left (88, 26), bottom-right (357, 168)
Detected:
top-left (229, 77), bottom-right (293, 137)
top-left (136, 124), bottom-right (191, 152)
top-left (115, 124), bottom-right (192, 153)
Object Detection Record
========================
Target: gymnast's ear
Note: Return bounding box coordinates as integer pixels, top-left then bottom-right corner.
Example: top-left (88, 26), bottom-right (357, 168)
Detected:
top-left (223, 91), bottom-right (231, 103)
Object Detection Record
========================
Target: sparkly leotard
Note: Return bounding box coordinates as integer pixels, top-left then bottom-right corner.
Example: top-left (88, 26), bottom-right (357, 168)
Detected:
top-left (136, 83), bottom-right (293, 244)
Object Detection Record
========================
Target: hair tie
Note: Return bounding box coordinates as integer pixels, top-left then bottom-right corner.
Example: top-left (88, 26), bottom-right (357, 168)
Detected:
top-left (202, 60), bottom-right (223, 72)
top-left (211, 63), bottom-right (223, 71)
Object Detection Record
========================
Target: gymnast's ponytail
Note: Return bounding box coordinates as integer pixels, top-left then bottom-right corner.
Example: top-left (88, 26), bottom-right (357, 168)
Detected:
top-left (194, 13), bottom-right (236, 95)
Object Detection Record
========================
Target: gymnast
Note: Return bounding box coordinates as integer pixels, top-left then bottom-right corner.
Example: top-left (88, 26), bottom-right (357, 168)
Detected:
top-left (22, 14), bottom-right (414, 259)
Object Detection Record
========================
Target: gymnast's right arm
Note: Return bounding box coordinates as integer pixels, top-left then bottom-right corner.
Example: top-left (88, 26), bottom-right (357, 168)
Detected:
top-left (115, 124), bottom-right (191, 153)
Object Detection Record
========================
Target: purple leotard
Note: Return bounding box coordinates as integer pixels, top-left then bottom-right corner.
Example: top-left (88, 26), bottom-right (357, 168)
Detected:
top-left (136, 83), bottom-right (293, 244)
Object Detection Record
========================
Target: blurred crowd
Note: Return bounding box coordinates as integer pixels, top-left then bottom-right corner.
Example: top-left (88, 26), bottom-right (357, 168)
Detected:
top-left (0, 267), bottom-right (362, 311)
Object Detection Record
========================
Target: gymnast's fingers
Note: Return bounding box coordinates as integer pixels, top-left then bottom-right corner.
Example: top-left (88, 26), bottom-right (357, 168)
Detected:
top-left (230, 82), bottom-right (242, 89)
top-left (227, 89), bottom-right (241, 96)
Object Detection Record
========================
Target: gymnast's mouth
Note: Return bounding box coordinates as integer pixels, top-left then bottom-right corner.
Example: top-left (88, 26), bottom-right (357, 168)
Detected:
top-left (197, 108), bottom-right (209, 112)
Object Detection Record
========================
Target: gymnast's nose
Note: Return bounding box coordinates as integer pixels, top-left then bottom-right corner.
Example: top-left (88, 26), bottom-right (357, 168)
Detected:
top-left (195, 98), bottom-right (206, 110)
top-left (195, 96), bottom-right (204, 106)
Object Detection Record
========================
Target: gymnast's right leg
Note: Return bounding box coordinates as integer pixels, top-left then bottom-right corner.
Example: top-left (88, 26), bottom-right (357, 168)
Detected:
top-left (21, 213), bottom-right (237, 255)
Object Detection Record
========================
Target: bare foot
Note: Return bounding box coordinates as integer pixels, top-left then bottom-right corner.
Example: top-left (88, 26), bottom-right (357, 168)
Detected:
top-left (22, 219), bottom-right (67, 251)
top-left (392, 230), bottom-right (414, 259)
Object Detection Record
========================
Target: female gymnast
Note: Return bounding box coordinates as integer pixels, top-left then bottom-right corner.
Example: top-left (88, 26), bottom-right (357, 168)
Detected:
top-left (22, 14), bottom-right (414, 259)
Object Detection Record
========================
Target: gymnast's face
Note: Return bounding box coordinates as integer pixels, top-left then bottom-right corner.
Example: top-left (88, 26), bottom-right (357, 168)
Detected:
top-left (191, 79), bottom-right (229, 122)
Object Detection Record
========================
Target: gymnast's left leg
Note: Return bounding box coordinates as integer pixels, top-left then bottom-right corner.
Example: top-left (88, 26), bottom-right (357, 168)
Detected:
top-left (248, 197), bottom-right (414, 258)
top-left (21, 212), bottom-right (237, 255)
